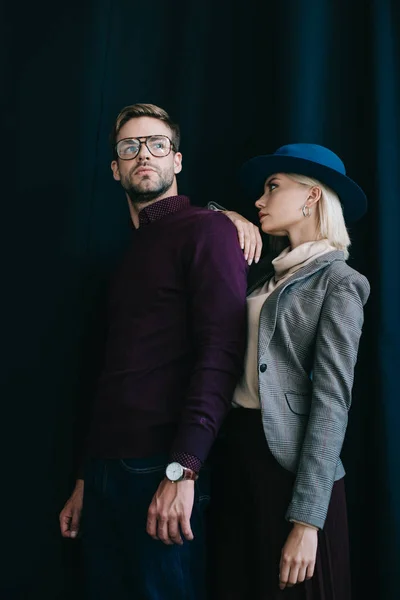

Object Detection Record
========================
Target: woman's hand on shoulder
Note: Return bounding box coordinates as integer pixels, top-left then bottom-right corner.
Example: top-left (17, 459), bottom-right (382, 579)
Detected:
top-left (223, 210), bottom-right (263, 266)
top-left (279, 522), bottom-right (318, 590)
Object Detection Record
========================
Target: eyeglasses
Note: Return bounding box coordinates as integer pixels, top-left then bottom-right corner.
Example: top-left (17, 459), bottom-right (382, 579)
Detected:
top-left (115, 135), bottom-right (175, 160)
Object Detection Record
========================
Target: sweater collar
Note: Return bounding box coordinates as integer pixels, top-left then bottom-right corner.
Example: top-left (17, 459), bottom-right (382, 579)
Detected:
top-left (138, 195), bottom-right (190, 228)
top-left (272, 239), bottom-right (335, 281)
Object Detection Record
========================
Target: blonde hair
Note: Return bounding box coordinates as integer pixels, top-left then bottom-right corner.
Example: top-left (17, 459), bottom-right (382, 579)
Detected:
top-left (110, 103), bottom-right (180, 159)
top-left (269, 173), bottom-right (351, 259)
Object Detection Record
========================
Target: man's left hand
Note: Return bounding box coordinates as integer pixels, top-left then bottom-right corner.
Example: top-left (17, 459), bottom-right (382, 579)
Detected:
top-left (146, 479), bottom-right (195, 545)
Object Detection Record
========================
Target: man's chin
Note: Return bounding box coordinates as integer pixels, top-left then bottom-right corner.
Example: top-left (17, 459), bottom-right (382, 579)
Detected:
top-left (136, 183), bottom-right (156, 195)
top-left (126, 186), bottom-right (164, 204)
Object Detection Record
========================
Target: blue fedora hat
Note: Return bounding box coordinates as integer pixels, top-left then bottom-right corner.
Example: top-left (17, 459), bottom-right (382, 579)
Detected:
top-left (239, 143), bottom-right (367, 222)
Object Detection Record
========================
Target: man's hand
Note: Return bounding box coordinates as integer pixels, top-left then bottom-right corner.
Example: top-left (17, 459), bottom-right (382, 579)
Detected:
top-left (279, 522), bottom-right (318, 589)
top-left (59, 479), bottom-right (84, 539)
top-left (223, 210), bottom-right (263, 266)
top-left (146, 478), bottom-right (195, 545)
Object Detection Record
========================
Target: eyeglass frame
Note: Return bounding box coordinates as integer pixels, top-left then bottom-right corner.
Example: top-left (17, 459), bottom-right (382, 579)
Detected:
top-left (114, 135), bottom-right (177, 160)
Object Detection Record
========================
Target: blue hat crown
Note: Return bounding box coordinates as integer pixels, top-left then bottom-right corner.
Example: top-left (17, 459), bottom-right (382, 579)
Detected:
top-left (275, 143), bottom-right (346, 175)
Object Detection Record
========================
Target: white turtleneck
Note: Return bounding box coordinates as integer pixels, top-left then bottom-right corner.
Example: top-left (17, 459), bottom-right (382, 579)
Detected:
top-left (232, 239), bottom-right (335, 409)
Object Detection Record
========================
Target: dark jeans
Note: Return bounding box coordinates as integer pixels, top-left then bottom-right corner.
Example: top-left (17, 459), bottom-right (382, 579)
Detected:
top-left (82, 455), bottom-right (210, 600)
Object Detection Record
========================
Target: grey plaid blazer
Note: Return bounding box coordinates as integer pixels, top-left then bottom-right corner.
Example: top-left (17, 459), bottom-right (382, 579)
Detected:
top-left (249, 251), bottom-right (370, 529)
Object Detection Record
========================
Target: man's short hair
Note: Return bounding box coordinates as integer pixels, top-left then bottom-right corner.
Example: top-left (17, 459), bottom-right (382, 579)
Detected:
top-left (110, 103), bottom-right (180, 159)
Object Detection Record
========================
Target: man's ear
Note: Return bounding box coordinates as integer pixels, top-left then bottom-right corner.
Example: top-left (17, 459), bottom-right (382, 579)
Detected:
top-left (174, 152), bottom-right (183, 175)
top-left (111, 160), bottom-right (121, 181)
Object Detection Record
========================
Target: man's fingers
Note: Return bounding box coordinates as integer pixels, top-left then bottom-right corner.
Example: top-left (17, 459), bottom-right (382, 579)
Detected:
top-left (59, 512), bottom-right (72, 537)
top-left (69, 509), bottom-right (81, 539)
top-left (146, 479), bottom-right (195, 546)
top-left (157, 517), bottom-right (173, 545)
top-left (146, 506), bottom-right (158, 540)
top-left (60, 507), bottom-right (81, 539)
top-left (168, 519), bottom-right (183, 545)
top-left (59, 483), bottom-right (84, 540)
top-left (180, 515), bottom-right (194, 542)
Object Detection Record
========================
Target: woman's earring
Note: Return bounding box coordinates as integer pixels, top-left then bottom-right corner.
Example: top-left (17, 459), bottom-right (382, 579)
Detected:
top-left (302, 204), bottom-right (311, 218)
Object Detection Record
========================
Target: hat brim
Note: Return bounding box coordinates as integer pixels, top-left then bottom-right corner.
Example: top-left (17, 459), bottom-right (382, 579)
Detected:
top-left (238, 155), bottom-right (367, 223)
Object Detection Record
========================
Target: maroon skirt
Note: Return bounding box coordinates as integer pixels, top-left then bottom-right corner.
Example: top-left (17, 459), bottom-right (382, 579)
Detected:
top-left (207, 407), bottom-right (351, 600)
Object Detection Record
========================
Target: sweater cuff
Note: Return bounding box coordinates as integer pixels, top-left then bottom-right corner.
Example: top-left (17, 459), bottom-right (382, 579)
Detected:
top-left (170, 452), bottom-right (202, 474)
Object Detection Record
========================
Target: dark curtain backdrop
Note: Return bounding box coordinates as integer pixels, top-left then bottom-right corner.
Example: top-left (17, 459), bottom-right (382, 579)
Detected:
top-left (2, 1), bottom-right (399, 598)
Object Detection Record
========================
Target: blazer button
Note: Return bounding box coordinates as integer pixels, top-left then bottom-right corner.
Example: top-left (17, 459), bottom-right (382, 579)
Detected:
top-left (259, 363), bottom-right (267, 373)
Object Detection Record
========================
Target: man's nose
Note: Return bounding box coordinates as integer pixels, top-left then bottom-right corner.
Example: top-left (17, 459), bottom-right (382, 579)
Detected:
top-left (137, 141), bottom-right (152, 160)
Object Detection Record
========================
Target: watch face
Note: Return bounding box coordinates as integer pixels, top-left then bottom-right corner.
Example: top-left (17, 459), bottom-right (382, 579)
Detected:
top-left (166, 462), bottom-right (184, 481)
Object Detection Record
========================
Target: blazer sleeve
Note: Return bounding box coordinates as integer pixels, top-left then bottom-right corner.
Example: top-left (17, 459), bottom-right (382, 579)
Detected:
top-left (285, 271), bottom-right (370, 529)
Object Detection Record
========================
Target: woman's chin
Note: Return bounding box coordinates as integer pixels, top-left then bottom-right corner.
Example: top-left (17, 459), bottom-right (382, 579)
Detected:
top-left (262, 226), bottom-right (288, 237)
top-left (260, 222), bottom-right (271, 234)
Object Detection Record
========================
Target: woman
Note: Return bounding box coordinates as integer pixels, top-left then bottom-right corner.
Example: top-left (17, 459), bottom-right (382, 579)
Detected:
top-left (208, 143), bottom-right (370, 599)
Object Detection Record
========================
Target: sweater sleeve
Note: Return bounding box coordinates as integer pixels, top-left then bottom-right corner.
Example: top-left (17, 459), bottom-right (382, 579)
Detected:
top-left (170, 212), bottom-right (248, 462)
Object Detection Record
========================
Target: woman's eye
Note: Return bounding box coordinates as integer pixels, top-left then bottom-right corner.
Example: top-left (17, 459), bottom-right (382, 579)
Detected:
top-left (268, 182), bottom-right (277, 191)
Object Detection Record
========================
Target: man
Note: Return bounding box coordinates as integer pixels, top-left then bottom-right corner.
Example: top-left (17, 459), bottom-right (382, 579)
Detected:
top-left (59, 103), bottom-right (254, 599)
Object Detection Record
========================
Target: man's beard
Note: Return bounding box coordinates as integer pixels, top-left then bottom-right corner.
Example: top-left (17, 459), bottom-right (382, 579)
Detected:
top-left (121, 167), bottom-right (175, 205)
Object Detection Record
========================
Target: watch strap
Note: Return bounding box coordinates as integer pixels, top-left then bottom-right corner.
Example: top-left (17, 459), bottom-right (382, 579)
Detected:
top-left (181, 467), bottom-right (199, 481)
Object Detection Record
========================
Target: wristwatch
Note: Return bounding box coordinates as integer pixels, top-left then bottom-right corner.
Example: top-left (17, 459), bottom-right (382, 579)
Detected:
top-left (165, 462), bottom-right (199, 482)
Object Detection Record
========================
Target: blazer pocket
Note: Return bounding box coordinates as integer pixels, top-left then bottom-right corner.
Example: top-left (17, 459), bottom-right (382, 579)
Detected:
top-left (285, 392), bottom-right (311, 416)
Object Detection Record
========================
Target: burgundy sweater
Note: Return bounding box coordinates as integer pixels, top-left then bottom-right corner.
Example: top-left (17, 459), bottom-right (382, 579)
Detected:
top-left (85, 195), bottom-right (248, 469)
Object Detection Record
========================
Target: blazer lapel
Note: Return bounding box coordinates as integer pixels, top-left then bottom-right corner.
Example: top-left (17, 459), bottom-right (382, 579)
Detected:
top-left (257, 251), bottom-right (344, 351)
